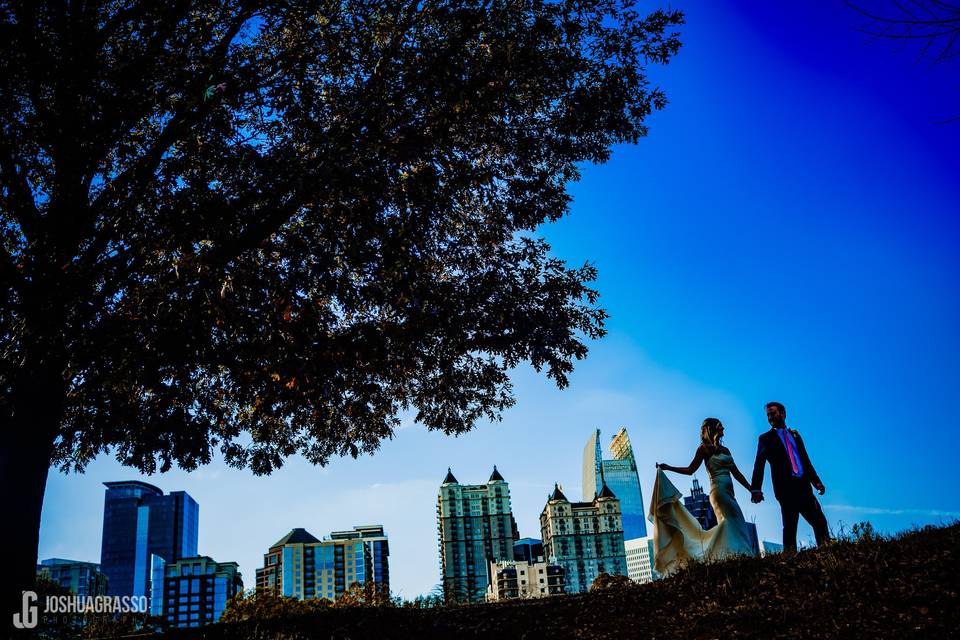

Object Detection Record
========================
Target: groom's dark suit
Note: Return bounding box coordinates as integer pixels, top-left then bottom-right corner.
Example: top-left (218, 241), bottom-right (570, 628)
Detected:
top-left (751, 427), bottom-right (830, 551)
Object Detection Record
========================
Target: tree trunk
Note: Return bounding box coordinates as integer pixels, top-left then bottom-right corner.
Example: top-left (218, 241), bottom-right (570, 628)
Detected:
top-left (1, 362), bottom-right (64, 628)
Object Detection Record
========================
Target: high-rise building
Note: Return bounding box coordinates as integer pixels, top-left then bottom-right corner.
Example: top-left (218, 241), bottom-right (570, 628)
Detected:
top-left (512, 538), bottom-right (544, 563)
top-left (624, 537), bottom-right (660, 584)
top-left (151, 556), bottom-right (242, 628)
top-left (329, 525), bottom-right (390, 594)
top-left (255, 526), bottom-right (389, 602)
top-left (437, 467), bottom-right (519, 603)
top-left (540, 483), bottom-right (628, 594)
top-left (255, 528), bottom-right (318, 596)
top-left (486, 558), bottom-right (565, 601)
top-left (760, 540), bottom-right (783, 556)
top-left (37, 559), bottom-right (109, 598)
top-left (100, 481), bottom-right (199, 599)
top-left (582, 428), bottom-right (647, 540)
top-left (683, 478), bottom-right (718, 530)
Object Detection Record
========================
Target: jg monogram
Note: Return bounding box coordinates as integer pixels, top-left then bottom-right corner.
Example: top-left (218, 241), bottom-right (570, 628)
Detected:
top-left (12, 591), bottom-right (38, 630)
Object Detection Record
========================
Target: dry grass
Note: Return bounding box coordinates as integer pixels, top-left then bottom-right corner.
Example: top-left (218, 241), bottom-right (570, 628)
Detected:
top-left (160, 522), bottom-right (959, 640)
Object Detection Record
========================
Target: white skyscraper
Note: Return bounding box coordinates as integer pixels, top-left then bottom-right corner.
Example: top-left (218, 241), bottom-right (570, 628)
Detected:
top-left (624, 536), bottom-right (660, 584)
top-left (760, 540), bottom-right (784, 556)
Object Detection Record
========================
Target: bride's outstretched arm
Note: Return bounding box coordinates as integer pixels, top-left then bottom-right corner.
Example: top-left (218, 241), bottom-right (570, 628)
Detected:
top-left (730, 459), bottom-right (752, 492)
top-left (657, 446), bottom-right (706, 475)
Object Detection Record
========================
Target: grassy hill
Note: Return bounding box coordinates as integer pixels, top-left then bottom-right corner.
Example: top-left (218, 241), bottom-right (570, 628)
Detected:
top-left (163, 522), bottom-right (958, 640)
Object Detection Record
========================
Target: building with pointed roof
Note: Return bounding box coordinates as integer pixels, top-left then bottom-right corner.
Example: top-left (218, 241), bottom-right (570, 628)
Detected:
top-left (255, 525), bottom-right (389, 601)
top-left (540, 480), bottom-right (627, 593)
top-left (436, 466), bottom-right (519, 603)
top-left (272, 527), bottom-right (321, 547)
top-left (597, 482), bottom-right (617, 499)
top-left (549, 483), bottom-right (568, 502)
top-left (683, 478), bottom-right (718, 530)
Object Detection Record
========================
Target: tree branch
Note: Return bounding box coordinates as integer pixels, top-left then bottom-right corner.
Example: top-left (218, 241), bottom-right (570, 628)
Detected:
top-left (81, 7), bottom-right (257, 270)
top-left (0, 133), bottom-right (42, 244)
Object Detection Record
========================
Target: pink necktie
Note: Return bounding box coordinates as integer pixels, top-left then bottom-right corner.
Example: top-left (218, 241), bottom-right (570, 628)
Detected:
top-left (783, 431), bottom-right (801, 475)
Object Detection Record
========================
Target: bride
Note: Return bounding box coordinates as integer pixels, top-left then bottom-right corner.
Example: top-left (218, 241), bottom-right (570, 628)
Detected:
top-left (652, 418), bottom-right (757, 574)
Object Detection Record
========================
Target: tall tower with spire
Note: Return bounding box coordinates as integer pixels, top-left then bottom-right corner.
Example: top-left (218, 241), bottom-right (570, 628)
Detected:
top-left (581, 427), bottom-right (647, 540)
top-left (436, 466), bottom-right (519, 603)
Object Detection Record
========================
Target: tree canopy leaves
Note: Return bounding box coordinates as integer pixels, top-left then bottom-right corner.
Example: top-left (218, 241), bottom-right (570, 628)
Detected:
top-left (0, 0), bottom-right (682, 476)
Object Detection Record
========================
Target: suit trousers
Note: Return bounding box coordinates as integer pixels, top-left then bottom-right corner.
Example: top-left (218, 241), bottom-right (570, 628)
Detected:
top-left (779, 487), bottom-right (830, 552)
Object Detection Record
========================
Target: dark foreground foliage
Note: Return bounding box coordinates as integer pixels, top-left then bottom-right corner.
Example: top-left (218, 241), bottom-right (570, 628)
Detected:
top-left (148, 522), bottom-right (959, 640)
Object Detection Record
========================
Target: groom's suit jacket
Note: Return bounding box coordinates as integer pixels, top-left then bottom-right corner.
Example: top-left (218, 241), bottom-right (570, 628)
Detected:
top-left (750, 427), bottom-right (822, 504)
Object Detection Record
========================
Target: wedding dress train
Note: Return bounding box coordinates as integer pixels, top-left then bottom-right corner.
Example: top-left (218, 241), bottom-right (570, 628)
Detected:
top-left (649, 453), bottom-right (757, 575)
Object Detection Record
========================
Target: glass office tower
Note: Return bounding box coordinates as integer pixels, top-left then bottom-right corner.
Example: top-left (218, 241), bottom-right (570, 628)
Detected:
top-left (582, 428), bottom-right (647, 540)
top-left (100, 481), bottom-right (199, 599)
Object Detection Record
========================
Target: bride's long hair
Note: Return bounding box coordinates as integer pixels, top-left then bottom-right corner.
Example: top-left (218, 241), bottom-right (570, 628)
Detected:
top-left (700, 417), bottom-right (724, 454)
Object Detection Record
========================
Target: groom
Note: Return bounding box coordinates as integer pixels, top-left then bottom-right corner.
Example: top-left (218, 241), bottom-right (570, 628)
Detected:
top-left (750, 401), bottom-right (830, 552)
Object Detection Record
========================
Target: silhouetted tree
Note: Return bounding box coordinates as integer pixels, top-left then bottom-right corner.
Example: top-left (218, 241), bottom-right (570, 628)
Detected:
top-left (848, 0), bottom-right (960, 63)
top-left (847, 1), bottom-right (960, 120)
top-left (0, 0), bottom-right (682, 614)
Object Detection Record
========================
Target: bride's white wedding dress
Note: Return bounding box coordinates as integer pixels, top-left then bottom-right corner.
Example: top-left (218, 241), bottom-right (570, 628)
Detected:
top-left (649, 453), bottom-right (757, 575)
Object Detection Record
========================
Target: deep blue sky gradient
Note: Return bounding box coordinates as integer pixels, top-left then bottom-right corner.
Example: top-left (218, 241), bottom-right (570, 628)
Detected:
top-left (40, 2), bottom-right (960, 599)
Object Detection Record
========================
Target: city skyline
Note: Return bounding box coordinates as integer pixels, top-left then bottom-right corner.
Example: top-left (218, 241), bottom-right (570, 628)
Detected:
top-left (37, 2), bottom-right (960, 602)
top-left (39, 397), bottom-right (960, 600)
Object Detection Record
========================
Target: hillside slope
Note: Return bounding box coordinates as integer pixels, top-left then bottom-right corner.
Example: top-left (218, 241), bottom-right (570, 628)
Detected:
top-left (167, 523), bottom-right (959, 640)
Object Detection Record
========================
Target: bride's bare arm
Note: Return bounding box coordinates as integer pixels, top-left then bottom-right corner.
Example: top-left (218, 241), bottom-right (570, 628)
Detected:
top-left (658, 446), bottom-right (706, 475)
top-left (730, 458), bottom-right (752, 492)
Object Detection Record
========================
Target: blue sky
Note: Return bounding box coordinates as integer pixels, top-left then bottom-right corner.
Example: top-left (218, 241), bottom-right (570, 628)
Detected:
top-left (39, 2), bottom-right (960, 599)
